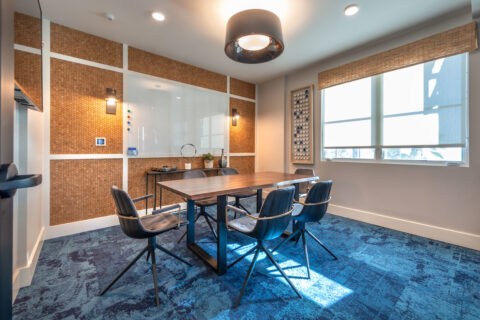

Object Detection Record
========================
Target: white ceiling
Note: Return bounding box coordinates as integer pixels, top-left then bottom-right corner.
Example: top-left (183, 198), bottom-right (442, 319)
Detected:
top-left (16, 0), bottom-right (472, 84)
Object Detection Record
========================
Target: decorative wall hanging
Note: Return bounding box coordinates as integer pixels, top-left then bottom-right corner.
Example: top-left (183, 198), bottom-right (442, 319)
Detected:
top-left (290, 85), bottom-right (314, 164)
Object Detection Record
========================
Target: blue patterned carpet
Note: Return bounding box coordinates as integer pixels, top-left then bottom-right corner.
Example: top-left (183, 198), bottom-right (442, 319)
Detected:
top-left (13, 199), bottom-right (480, 320)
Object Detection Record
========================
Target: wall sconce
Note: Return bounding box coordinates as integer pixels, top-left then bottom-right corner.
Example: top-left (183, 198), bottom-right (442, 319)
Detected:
top-left (105, 88), bottom-right (117, 114)
top-left (232, 108), bottom-right (240, 126)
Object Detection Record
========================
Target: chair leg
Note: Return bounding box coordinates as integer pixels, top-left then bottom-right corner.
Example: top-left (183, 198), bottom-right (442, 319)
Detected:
top-left (271, 229), bottom-right (300, 253)
top-left (228, 245), bottom-right (257, 268)
top-left (177, 213), bottom-right (201, 243)
top-left (149, 246), bottom-right (160, 306)
top-left (262, 245), bottom-right (302, 299)
top-left (305, 229), bottom-right (337, 260)
top-left (235, 246), bottom-right (260, 309)
top-left (146, 250), bottom-right (150, 262)
top-left (301, 230), bottom-right (310, 279)
top-left (202, 211), bottom-right (218, 240)
top-left (155, 243), bottom-right (192, 267)
top-left (100, 246), bottom-right (148, 295)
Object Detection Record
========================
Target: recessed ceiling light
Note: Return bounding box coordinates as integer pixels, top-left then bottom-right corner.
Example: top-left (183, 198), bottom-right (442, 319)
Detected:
top-left (152, 12), bottom-right (165, 21)
top-left (176, 96), bottom-right (181, 100)
top-left (104, 13), bottom-right (115, 21)
top-left (344, 4), bottom-right (359, 16)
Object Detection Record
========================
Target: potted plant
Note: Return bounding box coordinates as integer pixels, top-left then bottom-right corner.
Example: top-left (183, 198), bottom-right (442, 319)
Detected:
top-left (202, 153), bottom-right (214, 168)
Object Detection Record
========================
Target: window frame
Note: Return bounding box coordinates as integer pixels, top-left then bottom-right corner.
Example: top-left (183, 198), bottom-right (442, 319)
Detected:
top-left (320, 53), bottom-right (469, 167)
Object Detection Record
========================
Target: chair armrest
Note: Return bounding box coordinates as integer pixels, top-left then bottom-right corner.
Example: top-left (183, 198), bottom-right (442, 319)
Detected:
top-left (152, 203), bottom-right (183, 228)
top-left (132, 194), bottom-right (153, 203)
top-left (294, 196), bottom-right (331, 206)
top-left (226, 205), bottom-right (248, 216)
top-left (227, 204), bottom-right (294, 221)
top-left (152, 203), bottom-right (181, 214)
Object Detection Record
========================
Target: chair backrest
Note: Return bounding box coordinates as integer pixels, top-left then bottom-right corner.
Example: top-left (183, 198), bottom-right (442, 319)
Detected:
top-left (219, 168), bottom-right (239, 176)
top-left (249, 186), bottom-right (295, 241)
top-left (294, 168), bottom-right (315, 195)
top-left (111, 186), bottom-right (148, 239)
top-left (296, 180), bottom-right (332, 223)
top-left (183, 170), bottom-right (207, 179)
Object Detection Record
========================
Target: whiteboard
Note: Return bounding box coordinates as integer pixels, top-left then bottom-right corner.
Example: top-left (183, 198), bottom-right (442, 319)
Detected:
top-left (126, 74), bottom-right (229, 157)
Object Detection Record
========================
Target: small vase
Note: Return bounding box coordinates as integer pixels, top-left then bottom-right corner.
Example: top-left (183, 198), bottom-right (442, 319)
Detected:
top-left (204, 160), bottom-right (214, 168)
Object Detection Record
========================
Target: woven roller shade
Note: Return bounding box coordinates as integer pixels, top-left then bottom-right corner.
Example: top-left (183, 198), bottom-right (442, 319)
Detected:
top-left (318, 22), bottom-right (478, 90)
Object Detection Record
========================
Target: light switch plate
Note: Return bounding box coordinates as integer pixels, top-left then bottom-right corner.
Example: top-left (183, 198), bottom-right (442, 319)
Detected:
top-left (95, 137), bottom-right (106, 146)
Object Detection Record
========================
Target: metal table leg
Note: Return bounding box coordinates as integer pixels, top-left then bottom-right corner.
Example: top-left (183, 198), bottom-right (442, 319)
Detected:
top-left (292, 183), bottom-right (301, 241)
top-left (256, 189), bottom-right (262, 212)
top-left (216, 195), bottom-right (227, 275)
top-left (158, 175), bottom-right (163, 208)
top-left (145, 173), bottom-right (149, 215)
top-left (186, 199), bottom-right (195, 245)
top-left (153, 175), bottom-right (157, 211)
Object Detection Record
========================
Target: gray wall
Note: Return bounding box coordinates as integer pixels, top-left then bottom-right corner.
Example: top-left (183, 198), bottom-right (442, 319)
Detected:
top-left (257, 13), bottom-right (480, 246)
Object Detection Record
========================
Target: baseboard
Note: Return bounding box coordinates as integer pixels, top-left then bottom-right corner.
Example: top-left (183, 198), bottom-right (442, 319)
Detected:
top-left (45, 202), bottom-right (189, 240)
top-left (12, 226), bottom-right (45, 302)
top-left (329, 204), bottom-right (480, 251)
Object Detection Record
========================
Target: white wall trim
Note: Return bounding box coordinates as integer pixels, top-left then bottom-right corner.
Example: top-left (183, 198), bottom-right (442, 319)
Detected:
top-left (45, 202), bottom-right (187, 239)
top-left (45, 215), bottom-right (119, 239)
top-left (50, 154), bottom-right (123, 160)
top-left (229, 153), bottom-right (256, 157)
top-left (122, 43), bottom-right (129, 191)
top-left (230, 93), bottom-right (256, 103)
top-left (50, 52), bottom-right (123, 73)
top-left (329, 204), bottom-right (480, 251)
top-left (14, 44), bottom-right (41, 55)
top-left (12, 227), bottom-right (45, 301)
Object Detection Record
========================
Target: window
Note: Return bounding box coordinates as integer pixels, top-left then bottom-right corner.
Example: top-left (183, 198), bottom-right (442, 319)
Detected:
top-left (321, 53), bottom-right (468, 164)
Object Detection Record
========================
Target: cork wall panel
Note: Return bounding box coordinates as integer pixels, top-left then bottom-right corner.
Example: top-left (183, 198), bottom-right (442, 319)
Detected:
top-left (128, 47), bottom-right (227, 93)
top-left (14, 50), bottom-right (42, 110)
top-left (51, 23), bottom-right (123, 68)
top-left (229, 156), bottom-right (255, 174)
top-left (230, 98), bottom-right (255, 153)
top-left (50, 159), bottom-right (122, 225)
top-left (50, 58), bottom-right (123, 154)
top-left (14, 12), bottom-right (41, 49)
top-left (230, 77), bottom-right (256, 100)
top-left (128, 157), bottom-right (220, 210)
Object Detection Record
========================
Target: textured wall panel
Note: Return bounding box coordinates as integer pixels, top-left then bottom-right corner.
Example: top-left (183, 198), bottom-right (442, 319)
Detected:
top-left (14, 50), bottom-right (42, 110)
top-left (230, 77), bottom-right (256, 99)
top-left (128, 157), bottom-right (220, 210)
top-left (229, 98), bottom-right (255, 153)
top-left (318, 22), bottom-right (478, 89)
top-left (50, 58), bottom-right (123, 154)
top-left (50, 159), bottom-right (122, 225)
top-left (128, 47), bottom-right (227, 93)
top-left (229, 156), bottom-right (255, 174)
top-left (14, 12), bottom-right (41, 49)
top-left (51, 23), bottom-right (123, 68)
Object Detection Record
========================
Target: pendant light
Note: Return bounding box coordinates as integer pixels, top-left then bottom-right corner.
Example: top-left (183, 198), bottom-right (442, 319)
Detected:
top-left (225, 9), bottom-right (284, 64)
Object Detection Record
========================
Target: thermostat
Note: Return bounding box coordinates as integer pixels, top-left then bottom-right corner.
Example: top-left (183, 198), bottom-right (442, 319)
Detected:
top-left (95, 137), bottom-right (106, 146)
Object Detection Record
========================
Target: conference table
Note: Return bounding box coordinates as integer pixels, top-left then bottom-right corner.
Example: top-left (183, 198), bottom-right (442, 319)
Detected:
top-left (158, 171), bottom-right (318, 275)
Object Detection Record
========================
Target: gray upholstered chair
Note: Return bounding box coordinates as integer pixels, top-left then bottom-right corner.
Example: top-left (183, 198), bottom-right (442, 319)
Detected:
top-left (294, 168), bottom-right (316, 198)
top-left (272, 180), bottom-right (336, 279)
top-left (177, 170), bottom-right (218, 242)
top-left (219, 168), bottom-right (257, 216)
top-left (101, 186), bottom-right (191, 306)
top-left (226, 186), bottom-right (301, 308)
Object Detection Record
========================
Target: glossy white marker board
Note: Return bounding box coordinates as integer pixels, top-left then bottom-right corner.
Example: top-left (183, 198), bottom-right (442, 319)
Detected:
top-left (126, 74), bottom-right (228, 157)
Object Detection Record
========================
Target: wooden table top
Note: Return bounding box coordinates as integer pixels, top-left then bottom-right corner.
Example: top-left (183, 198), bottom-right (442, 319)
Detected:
top-left (157, 171), bottom-right (318, 200)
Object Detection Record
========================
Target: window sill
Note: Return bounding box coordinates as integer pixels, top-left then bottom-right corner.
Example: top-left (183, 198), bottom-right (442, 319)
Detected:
top-left (322, 158), bottom-right (469, 168)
